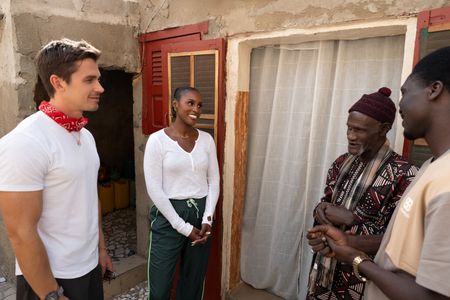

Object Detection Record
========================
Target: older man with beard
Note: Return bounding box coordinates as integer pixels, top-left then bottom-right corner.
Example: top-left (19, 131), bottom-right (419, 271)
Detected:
top-left (308, 46), bottom-right (450, 300)
top-left (307, 87), bottom-right (417, 300)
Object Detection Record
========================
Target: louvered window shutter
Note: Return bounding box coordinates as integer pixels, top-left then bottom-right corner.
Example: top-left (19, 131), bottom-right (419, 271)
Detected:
top-left (404, 7), bottom-right (450, 166)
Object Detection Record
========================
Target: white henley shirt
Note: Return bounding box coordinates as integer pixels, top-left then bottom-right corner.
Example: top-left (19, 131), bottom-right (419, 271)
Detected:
top-left (143, 129), bottom-right (220, 237)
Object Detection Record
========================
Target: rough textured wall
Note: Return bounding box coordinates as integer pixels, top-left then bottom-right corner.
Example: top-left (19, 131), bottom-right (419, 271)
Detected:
top-left (134, 0), bottom-right (450, 295)
top-left (0, 0), bottom-right (142, 281)
top-left (0, 0), bottom-right (20, 137)
top-left (8, 0), bottom-right (140, 124)
top-left (0, 0), bottom-right (19, 283)
top-left (132, 78), bottom-right (149, 256)
top-left (139, 0), bottom-right (450, 37)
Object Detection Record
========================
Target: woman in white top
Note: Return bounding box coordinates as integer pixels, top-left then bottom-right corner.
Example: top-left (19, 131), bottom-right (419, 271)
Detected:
top-left (144, 87), bottom-right (220, 300)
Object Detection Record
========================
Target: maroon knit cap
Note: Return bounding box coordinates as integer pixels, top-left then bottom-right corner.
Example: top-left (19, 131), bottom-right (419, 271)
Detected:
top-left (348, 87), bottom-right (396, 124)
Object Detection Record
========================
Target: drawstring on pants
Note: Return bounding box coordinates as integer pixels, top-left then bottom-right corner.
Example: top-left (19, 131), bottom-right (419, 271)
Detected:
top-left (186, 198), bottom-right (200, 219)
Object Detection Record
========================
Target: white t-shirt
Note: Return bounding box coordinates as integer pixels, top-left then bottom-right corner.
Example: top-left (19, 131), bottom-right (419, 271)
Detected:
top-left (0, 111), bottom-right (100, 279)
top-left (143, 129), bottom-right (220, 237)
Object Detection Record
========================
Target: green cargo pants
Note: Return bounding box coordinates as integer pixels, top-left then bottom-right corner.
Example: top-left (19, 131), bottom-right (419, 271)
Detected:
top-left (148, 197), bottom-right (212, 300)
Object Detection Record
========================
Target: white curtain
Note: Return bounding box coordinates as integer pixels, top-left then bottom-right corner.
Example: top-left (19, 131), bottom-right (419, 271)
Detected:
top-left (240, 35), bottom-right (405, 299)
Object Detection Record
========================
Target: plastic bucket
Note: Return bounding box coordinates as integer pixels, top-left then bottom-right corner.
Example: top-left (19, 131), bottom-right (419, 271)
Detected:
top-left (114, 179), bottom-right (130, 209)
top-left (98, 183), bottom-right (115, 214)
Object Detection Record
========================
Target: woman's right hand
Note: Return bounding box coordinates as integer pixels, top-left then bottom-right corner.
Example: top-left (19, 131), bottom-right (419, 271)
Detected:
top-left (188, 227), bottom-right (203, 244)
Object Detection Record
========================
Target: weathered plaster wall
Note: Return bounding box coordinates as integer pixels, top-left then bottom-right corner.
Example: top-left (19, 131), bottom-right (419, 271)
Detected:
top-left (134, 1), bottom-right (450, 297)
top-left (0, 0), bottom-right (142, 281)
top-left (0, 0), bottom-right (20, 137)
top-left (222, 19), bottom-right (419, 298)
top-left (139, 0), bottom-right (450, 36)
top-left (9, 0), bottom-right (141, 124)
top-left (131, 78), bottom-right (149, 257)
top-left (0, 0), bottom-right (20, 282)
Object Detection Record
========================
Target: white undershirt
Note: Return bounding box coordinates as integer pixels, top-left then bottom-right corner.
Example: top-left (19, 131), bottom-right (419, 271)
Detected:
top-left (143, 129), bottom-right (220, 237)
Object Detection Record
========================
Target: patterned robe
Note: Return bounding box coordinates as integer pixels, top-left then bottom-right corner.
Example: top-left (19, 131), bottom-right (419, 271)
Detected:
top-left (307, 152), bottom-right (417, 300)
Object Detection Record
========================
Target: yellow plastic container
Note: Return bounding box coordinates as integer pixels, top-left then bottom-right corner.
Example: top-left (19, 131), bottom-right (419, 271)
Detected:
top-left (114, 179), bottom-right (130, 209)
top-left (98, 183), bottom-right (115, 214)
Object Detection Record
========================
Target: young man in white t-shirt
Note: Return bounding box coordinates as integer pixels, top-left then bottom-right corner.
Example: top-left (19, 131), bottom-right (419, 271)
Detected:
top-left (0, 39), bottom-right (112, 300)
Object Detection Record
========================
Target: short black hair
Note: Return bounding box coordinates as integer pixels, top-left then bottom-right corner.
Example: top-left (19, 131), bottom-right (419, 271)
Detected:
top-left (36, 38), bottom-right (101, 97)
top-left (171, 86), bottom-right (201, 119)
top-left (173, 86), bottom-right (200, 101)
top-left (411, 46), bottom-right (450, 92)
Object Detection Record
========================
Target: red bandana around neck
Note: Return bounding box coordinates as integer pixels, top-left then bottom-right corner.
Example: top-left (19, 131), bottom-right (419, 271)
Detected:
top-left (39, 101), bottom-right (88, 132)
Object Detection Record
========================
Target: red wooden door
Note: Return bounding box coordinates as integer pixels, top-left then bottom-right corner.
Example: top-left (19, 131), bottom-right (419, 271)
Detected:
top-left (141, 34), bottom-right (202, 134)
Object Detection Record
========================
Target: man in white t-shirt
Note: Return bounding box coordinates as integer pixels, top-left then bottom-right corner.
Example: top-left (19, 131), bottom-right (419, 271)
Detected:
top-left (0, 39), bottom-right (112, 300)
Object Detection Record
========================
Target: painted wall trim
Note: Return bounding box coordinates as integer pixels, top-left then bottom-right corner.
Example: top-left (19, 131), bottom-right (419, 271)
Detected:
top-left (139, 20), bottom-right (209, 42)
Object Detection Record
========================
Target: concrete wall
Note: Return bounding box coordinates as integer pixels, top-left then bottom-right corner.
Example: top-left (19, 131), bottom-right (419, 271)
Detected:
top-left (0, 0), bottom-right (20, 136)
top-left (9, 0), bottom-right (140, 124)
top-left (134, 0), bottom-right (450, 297)
top-left (139, 0), bottom-right (450, 37)
top-left (132, 78), bottom-right (148, 257)
top-left (0, 0), bottom-right (141, 281)
top-left (0, 0), bottom-right (20, 282)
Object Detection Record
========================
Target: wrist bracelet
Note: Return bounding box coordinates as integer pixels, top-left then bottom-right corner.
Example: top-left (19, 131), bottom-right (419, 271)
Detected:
top-left (352, 253), bottom-right (372, 282)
